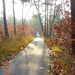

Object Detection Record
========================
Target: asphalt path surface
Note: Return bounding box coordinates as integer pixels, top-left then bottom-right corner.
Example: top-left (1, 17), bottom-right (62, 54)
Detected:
top-left (0, 37), bottom-right (48, 75)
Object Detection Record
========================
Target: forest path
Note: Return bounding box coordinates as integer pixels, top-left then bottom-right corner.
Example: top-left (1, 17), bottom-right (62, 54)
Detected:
top-left (0, 37), bottom-right (48, 75)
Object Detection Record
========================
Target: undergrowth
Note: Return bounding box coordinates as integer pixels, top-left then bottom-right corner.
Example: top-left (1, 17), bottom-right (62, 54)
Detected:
top-left (47, 43), bottom-right (75, 75)
top-left (0, 35), bottom-right (34, 66)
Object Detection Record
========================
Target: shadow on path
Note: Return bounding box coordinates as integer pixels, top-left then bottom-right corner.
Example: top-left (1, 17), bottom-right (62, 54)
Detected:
top-left (0, 37), bottom-right (48, 75)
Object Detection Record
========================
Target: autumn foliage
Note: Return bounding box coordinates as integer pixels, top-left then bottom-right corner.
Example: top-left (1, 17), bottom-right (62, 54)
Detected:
top-left (47, 11), bottom-right (72, 54)
top-left (47, 8), bottom-right (75, 75)
top-left (0, 23), bottom-right (35, 66)
top-left (0, 23), bottom-right (35, 37)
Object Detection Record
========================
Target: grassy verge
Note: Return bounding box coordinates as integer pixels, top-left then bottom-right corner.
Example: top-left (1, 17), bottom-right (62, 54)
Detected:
top-left (0, 35), bottom-right (34, 66)
top-left (47, 45), bottom-right (75, 75)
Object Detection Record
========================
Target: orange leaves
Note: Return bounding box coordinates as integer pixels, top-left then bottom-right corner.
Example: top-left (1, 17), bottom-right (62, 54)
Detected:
top-left (71, 38), bottom-right (75, 41)
top-left (48, 47), bottom-right (75, 75)
top-left (54, 40), bottom-right (57, 44)
top-left (47, 42), bottom-right (53, 48)
top-left (68, 25), bottom-right (75, 32)
top-left (51, 60), bottom-right (63, 75)
top-left (52, 14), bottom-right (72, 54)
top-left (47, 43), bottom-right (51, 47)
top-left (0, 23), bottom-right (35, 37)
top-left (54, 39), bottom-right (58, 44)
top-left (47, 38), bottom-right (54, 48)
top-left (73, 72), bottom-right (75, 75)
top-left (72, 57), bottom-right (75, 61)
top-left (52, 67), bottom-right (61, 75)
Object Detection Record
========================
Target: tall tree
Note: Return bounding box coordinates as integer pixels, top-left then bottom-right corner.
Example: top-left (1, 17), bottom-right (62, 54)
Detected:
top-left (3, 0), bottom-right (9, 38)
top-left (49, 0), bottom-right (56, 38)
top-left (20, 0), bottom-right (30, 33)
top-left (47, 0), bottom-right (48, 38)
top-left (44, 0), bottom-right (47, 37)
top-left (46, 0), bottom-right (50, 38)
top-left (22, 1), bottom-right (24, 24)
top-left (34, 0), bottom-right (43, 33)
top-left (44, 0), bottom-right (52, 38)
top-left (49, 0), bottom-right (61, 38)
top-left (71, 0), bottom-right (75, 54)
top-left (12, 0), bottom-right (16, 35)
top-left (21, 0), bottom-right (30, 24)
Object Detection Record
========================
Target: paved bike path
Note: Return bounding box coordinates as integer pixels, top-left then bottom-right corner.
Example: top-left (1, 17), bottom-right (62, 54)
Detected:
top-left (0, 37), bottom-right (48, 75)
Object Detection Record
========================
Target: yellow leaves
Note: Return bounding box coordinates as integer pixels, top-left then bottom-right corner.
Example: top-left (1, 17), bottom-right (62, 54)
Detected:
top-left (51, 46), bottom-right (63, 54)
top-left (0, 35), bottom-right (34, 66)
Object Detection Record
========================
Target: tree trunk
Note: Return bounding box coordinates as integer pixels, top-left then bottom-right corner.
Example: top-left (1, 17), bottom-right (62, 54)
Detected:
top-left (13, 0), bottom-right (16, 35)
top-left (44, 0), bottom-right (47, 37)
top-left (22, 2), bottom-right (24, 34)
top-left (49, 0), bottom-right (56, 38)
top-left (34, 0), bottom-right (43, 33)
top-left (71, 0), bottom-right (75, 54)
top-left (47, 0), bottom-right (48, 38)
top-left (3, 0), bottom-right (9, 38)
top-left (38, 0), bottom-right (43, 33)
top-left (22, 2), bottom-right (24, 24)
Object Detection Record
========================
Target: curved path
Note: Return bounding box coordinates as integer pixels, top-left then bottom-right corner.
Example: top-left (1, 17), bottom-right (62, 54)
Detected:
top-left (0, 37), bottom-right (48, 75)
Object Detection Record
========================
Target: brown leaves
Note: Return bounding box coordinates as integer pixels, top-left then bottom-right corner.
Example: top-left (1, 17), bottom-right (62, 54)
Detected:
top-left (68, 25), bottom-right (75, 33)
top-left (71, 38), bottom-right (75, 41)
top-left (52, 14), bottom-right (72, 54)
top-left (47, 38), bottom-right (54, 48)
top-left (72, 57), bottom-right (75, 61)
top-left (48, 48), bottom-right (75, 75)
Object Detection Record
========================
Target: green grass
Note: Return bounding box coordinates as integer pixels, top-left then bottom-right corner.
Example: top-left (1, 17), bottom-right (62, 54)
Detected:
top-left (51, 45), bottom-right (64, 55)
